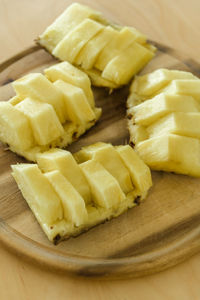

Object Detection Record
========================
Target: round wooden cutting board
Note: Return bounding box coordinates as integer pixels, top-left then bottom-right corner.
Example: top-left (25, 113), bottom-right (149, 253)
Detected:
top-left (0, 43), bottom-right (200, 279)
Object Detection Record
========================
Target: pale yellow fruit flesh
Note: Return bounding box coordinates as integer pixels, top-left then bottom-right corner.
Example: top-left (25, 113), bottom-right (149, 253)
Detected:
top-left (53, 80), bottom-right (95, 125)
top-left (53, 18), bottom-right (104, 63)
top-left (131, 93), bottom-right (199, 126)
top-left (45, 170), bottom-right (88, 226)
top-left (38, 3), bottom-right (102, 51)
top-left (0, 102), bottom-right (35, 150)
top-left (116, 145), bottom-right (152, 194)
top-left (36, 148), bottom-right (91, 204)
top-left (80, 160), bottom-right (126, 209)
top-left (75, 143), bottom-right (133, 194)
top-left (44, 62), bottom-right (94, 108)
top-left (131, 68), bottom-right (198, 97)
top-left (13, 73), bottom-right (67, 123)
top-left (163, 80), bottom-right (200, 101)
top-left (11, 164), bottom-right (63, 224)
top-left (16, 98), bottom-right (64, 146)
top-left (136, 134), bottom-right (200, 177)
top-left (102, 42), bottom-right (154, 85)
top-left (75, 26), bottom-right (116, 70)
top-left (147, 112), bottom-right (200, 139)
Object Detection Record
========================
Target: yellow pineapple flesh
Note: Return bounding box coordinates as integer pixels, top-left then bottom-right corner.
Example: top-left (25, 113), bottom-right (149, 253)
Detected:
top-left (0, 62), bottom-right (101, 161)
top-left (37, 2), bottom-right (155, 88)
top-left (11, 143), bottom-right (152, 243)
top-left (127, 68), bottom-right (200, 177)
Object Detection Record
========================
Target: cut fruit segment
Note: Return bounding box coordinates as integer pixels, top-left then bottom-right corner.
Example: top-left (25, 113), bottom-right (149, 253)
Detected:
top-left (80, 160), bottom-right (126, 209)
top-left (116, 145), bottom-right (152, 193)
top-left (147, 112), bottom-right (200, 139)
top-left (74, 143), bottom-right (133, 194)
top-left (0, 62), bottom-right (101, 161)
top-left (16, 98), bottom-right (64, 146)
top-left (38, 3), bottom-right (155, 88)
top-left (36, 148), bottom-right (91, 204)
top-left (53, 18), bottom-right (104, 63)
top-left (53, 80), bottom-right (95, 124)
top-left (13, 73), bottom-right (67, 123)
top-left (130, 68), bottom-right (198, 97)
top-left (75, 26), bottom-right (116, 69)
top-left (102, 42), bottom-right (154, 85)
top-left (130, 93), bottom-right (199, 126)
top-left (163, 80), bottom-right (200, 101)
top-left (38, 3), bottom-right (102, 51)
top-left (12, 143), bottom-right (152, 243)
top-left (136, 134), bottom-right (200, 177)
top-left (11, 164), bottom-right (63, 224)
top-left (0, 102), bottom-right (34, 150)
top-left (128, 68), bottom-right (200, 177)
top-left (45, 170), bottom-right (88, 226)
top-left (44, 62), bottom-right (94, 108)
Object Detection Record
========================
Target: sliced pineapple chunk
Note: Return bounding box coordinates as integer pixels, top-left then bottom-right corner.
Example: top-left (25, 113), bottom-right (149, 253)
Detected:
top-left (131, 68), bottom-right (198, 97)
top-left (53, 18), bottom-right (104, 63)
top-left (44, 62), bottom-right (94, 108)
top-left (8, 95), bottom-right (21, 106)
top-left (38, 3), bottom-right (102, 51)
top-left (102, 42), bottom-right (154, 85)
top-left (45, 170), bottom-right (88, 226)
top-left (75, 26), bottom-right (116, 69)
top-left (12, 143), bottom-right (152, 243)
top-left (163, 80), bottom-right (200, 101)
top-left (116, 145), bottom-right (152, 193)
top-left (136, 134), bottom-right (200, 177)
top-left (36, 148), bottom-right (91, 204)
top-left (147, 112), bottom-right (200, 139)
top-left (53, 80), bottom-right (95, 125)
top-left (128, 68), bottom-right (200, 177)
top-left (38, 3), bottom-right (155, 88)
top-left (130, 93), bottom-right (199, 126)
top-left (80, 160), bottom-right (126, 209)
top-left (0, 102), bottom-right (35, 150)
top-left (16, 98), bottom-right (64, 146)
top-left (13, 73), bottom-right (67, 123)
top-left (74, 143), bottom-right (133, 194)
top-left (11, 164), bottom-right (63, 224)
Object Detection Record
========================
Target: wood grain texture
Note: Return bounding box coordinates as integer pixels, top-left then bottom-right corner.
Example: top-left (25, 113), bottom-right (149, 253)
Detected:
top-left (1, 0), bottom-right (200, 298)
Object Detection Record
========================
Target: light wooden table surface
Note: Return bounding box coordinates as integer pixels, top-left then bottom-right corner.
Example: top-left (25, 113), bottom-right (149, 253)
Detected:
top-left (1, 0), bottom-right (200, 299)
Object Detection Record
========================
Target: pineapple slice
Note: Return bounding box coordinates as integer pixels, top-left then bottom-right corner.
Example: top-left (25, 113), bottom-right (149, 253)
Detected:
top-left (11, 164), bottom-right (63, 224)
top-left (0, 102), bottom-right (34, 150)
top-left (147, 112), bottom-right (200, 139)
top-left (79, 160), bottom-right (126, 209)
top-left (44, 62), bottom-right (94, 108)
top-left (130, 93), bottom-right (199, 126)
top-left (128, 68), bottom-right (200, 177)
top-left (0, 62), bottom-right (101, 161)
top-left (45, 170), bottom-right (88, 226)
top-left (102, 42), bottom-right (154, 85)
top-left (75, 26), bottom-right (116, 70)
top-left (38, 3), bottom-right (102, 51)
top-left (131, 68), bottom-right (198, 97)
top-left (13, 73), bottom-right (67, 123)
top-left (16, 98), bottom-right (64, 146)
top-left (38, 3), bottom-right (155, 88)
top-left (74, 143), bottom-right (133, 194)
top-left (53, 18), bottom-right (104, 63)
top-left (36, 148), bottom-right (91, 204)
top-left (116, 145), bottom-right (152, 194)
top-left (136, 134), bottom-right (200, 177)
top-left (12, 144), bottom-right (152, 243)
top-left (53, 80), bottom-right (95, 125)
